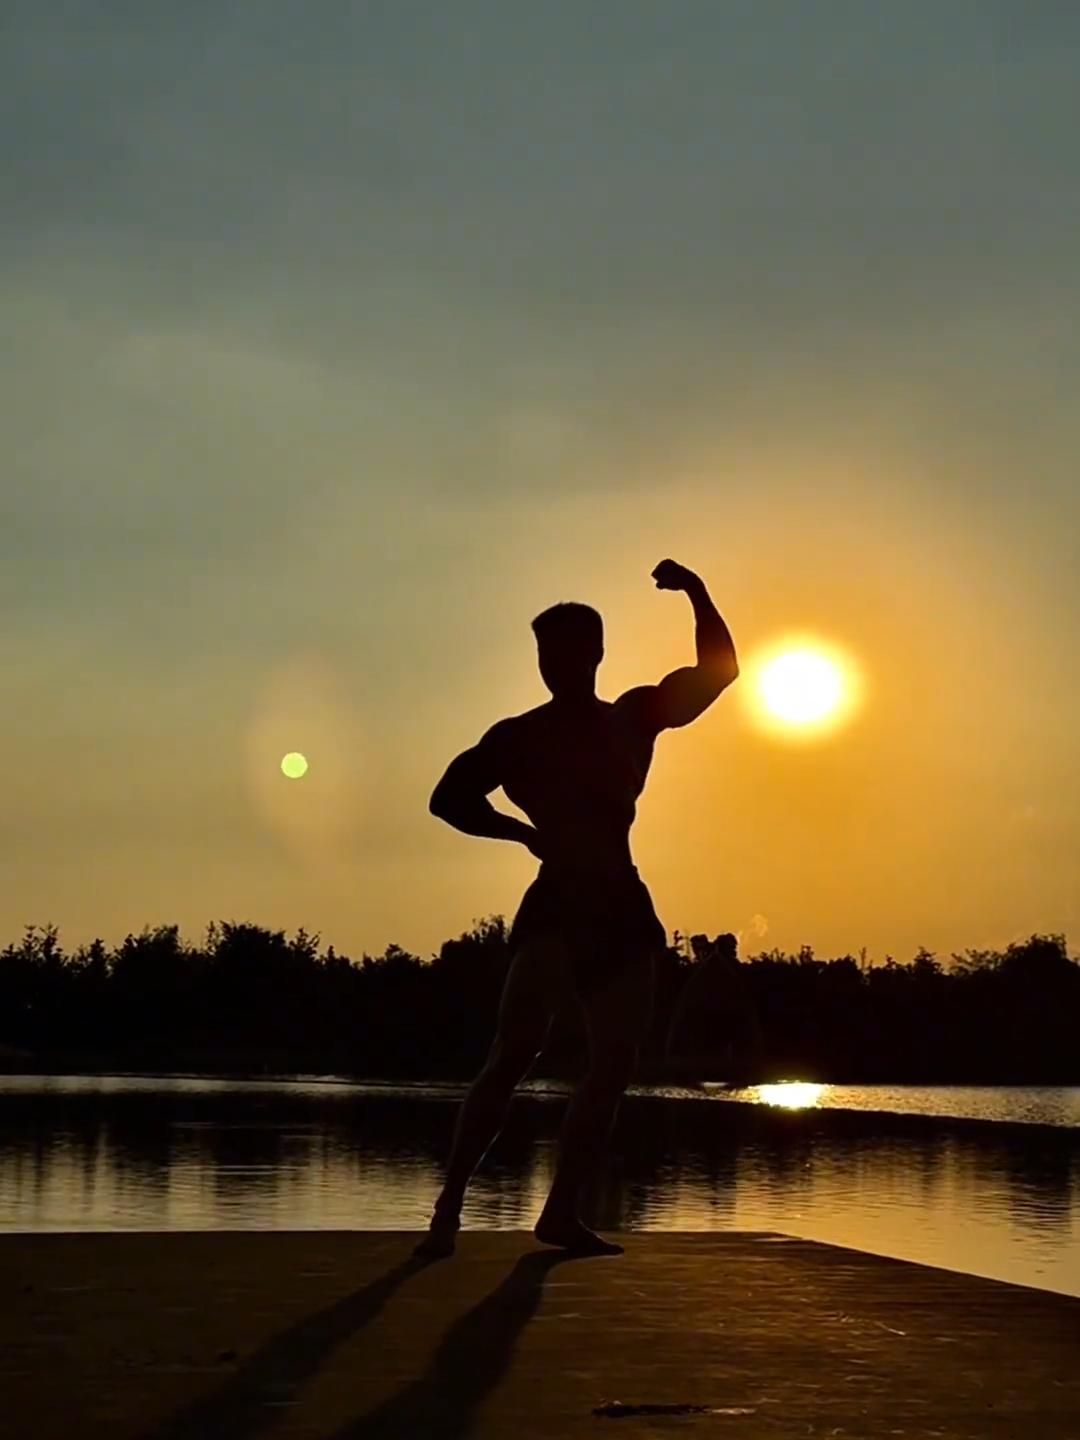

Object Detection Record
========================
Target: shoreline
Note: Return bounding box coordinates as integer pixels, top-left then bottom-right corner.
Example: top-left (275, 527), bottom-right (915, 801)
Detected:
top-left (4, 1069), bottom-right (1080, 1136)
top-left (5, 1054), bottom-right (1080, 1086)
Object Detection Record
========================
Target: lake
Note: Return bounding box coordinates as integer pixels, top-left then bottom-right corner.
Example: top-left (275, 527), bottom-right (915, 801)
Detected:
top-left (2, 1076), bottom-right (1079, 1300)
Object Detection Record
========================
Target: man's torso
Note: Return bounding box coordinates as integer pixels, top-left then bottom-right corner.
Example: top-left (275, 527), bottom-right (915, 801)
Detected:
top-left (499, 695), bottom-right (657, 870)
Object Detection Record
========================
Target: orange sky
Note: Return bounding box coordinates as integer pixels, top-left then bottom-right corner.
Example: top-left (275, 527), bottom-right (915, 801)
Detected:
top-left (2, 4), bottom-right (1078, 964)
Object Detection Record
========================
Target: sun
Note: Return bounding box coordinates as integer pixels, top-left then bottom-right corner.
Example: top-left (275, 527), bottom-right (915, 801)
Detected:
top-left (761, 650), bottom-right (843, 724)
top-left (745, 638), bottom-right (860, 739)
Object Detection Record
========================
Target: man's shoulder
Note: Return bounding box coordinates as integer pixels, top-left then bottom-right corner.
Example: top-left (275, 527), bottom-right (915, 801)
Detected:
top-left (612, 684), bottom-right (663, 735)
top-left (613, 685), bottom-right (656, 709)
top-left (480, 706), bottom-right (542, 747)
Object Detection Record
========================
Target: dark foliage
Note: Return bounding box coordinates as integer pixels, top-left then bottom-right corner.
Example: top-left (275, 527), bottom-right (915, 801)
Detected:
top-left (0, 919), bottom-right (1077, 1083)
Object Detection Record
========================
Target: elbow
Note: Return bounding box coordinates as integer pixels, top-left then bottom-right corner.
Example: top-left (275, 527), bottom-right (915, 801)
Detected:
top-left (707, 654), bottom-right (739, 691)
top-left (430, 782), bottom-right (471, 825)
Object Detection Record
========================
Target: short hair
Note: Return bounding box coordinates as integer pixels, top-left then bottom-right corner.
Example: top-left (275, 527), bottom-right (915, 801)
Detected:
top-left (531, 601), bottom-right (603, 653)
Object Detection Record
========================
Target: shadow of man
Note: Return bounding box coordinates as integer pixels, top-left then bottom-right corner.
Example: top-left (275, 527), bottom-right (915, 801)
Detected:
top-left (328, 1248), bottom-right (575, 1440)
top-left (141, 1251), bottom-right (432, 1440)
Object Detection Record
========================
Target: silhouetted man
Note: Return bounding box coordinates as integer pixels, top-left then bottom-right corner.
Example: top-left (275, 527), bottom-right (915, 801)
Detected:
top-left (662, 932), bottom-right (764, 1082)
top-left (416, 560), bottom-right (738, 1258)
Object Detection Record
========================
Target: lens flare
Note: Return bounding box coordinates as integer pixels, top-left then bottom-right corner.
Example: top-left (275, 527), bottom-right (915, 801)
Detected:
top-left (244, 652), bottom-right (364, 876)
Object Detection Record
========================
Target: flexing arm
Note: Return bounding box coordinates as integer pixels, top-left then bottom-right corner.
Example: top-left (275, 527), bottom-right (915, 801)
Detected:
top-left (621, 561), bottom-right (739, 732)
top-left (429, 720), bottom-right (541, 855)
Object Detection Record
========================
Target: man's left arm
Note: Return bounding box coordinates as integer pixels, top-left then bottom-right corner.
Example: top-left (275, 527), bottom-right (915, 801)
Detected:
top-left (646, 560), bottom-right (739, 730)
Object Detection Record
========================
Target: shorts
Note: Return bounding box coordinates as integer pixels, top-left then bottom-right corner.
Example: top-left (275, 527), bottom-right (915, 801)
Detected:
top-left (507, 862), bottom-right (667, 998)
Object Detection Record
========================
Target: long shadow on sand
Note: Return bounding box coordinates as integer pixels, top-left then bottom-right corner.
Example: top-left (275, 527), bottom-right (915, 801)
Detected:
top-left (327, 1249), bottom-right (575, 1440)
top-left (141, 1252), bottom-right (431, 1440)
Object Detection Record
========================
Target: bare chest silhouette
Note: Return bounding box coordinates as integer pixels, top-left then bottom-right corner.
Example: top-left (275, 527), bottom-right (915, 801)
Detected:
top-left (500, 700), bottom-right (657, 838)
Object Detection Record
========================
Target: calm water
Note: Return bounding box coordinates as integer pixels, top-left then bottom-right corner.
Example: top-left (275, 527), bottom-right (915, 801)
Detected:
top-left (2, 1076), bottom-right (1079, 1299)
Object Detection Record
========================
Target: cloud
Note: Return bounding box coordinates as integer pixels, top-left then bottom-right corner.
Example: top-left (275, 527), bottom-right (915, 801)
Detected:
top-left (5, 3), bottom-right (1080, 314)
top-left (6, 0), bottom-right (1080, 540)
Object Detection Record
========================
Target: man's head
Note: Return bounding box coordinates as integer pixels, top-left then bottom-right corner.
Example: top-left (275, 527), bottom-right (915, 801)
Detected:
top-left (531, 602), bottom-right (604, 700)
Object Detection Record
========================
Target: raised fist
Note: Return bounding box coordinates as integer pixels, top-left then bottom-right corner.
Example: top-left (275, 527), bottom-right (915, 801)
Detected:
top-left (652, 559), bottom-right (698, 592)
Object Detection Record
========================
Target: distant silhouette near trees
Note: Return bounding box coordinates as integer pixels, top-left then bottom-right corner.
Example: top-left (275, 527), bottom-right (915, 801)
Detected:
top-left (0, 918), bottom-right (1077, 1084)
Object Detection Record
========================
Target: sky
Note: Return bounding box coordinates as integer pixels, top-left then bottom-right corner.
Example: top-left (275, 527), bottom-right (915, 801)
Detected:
top-left (2, 0), bottom-right (1079, 965)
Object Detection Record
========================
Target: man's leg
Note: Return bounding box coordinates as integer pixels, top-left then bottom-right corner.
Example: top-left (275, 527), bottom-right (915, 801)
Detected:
top-left (415, 933), bottom-right (571, 1258)
top-left (534, 952), bottom-right (655, 1256)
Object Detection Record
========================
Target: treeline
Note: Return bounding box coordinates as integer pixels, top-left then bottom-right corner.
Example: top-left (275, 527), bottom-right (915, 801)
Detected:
top-left (0, 920), bottom-right (1077, 1084)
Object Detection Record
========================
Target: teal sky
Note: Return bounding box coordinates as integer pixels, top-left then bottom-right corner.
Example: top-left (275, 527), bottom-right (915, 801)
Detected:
top-left (3, 1), bottom-right (1079, 962)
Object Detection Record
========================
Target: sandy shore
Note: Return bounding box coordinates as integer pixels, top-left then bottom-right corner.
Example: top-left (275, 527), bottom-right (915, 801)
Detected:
top-left (3, 1230), bottom-right (1079, 1438)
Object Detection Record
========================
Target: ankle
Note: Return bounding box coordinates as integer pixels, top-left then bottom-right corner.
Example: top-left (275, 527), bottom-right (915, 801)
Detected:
top-left (537, 1199), bottom-right (577, 1226)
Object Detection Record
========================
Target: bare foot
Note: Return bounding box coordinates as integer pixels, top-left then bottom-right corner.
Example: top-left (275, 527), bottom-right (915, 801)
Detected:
top-left (413, 1206), bottom-right (460, 1260)
top-left (534, 1215), bottom-right (624, 1256)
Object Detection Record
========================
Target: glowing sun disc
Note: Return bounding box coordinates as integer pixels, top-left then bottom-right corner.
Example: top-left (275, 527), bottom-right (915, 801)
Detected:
top-left (760, 650), bottom-right (843, 724)
top-left (281, 752), bottom-right (309, 779)
top-left (743, 636), bottom-right (862, 740)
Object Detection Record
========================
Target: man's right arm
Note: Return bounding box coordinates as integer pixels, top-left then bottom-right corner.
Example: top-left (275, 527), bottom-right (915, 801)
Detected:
top-left (429, 720), bottom-right (539, 852)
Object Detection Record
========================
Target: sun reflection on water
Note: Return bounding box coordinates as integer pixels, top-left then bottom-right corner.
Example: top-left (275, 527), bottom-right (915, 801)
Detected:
top-left (752, 1082), bottom-right (827, 1110)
